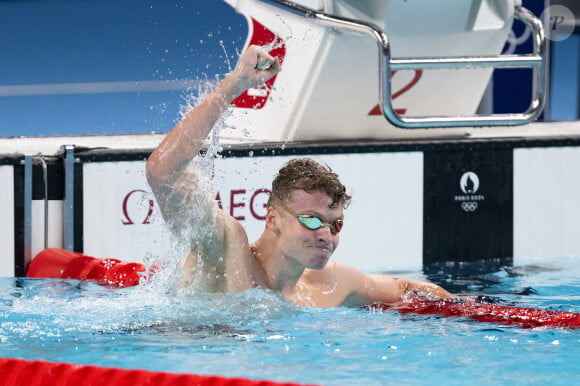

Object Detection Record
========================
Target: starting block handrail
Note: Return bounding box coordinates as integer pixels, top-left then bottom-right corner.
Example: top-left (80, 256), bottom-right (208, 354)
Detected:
top-left (257, 0), bottom-right (546, 129)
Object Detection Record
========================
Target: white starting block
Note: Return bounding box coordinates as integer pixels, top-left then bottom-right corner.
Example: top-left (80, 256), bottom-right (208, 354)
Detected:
top-left (221, 0), bottom-right (545, 142)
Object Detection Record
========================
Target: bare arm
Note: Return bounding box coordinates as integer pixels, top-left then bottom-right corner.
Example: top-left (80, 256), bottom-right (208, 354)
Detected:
top-left (146, 45), bottom-right (281, 234)
top-left (368, 275), bottom-right (457, 302)
top-left (331, 263), bottom-right (456, 307)
top-left (146, 45), bottom-right (281, 189)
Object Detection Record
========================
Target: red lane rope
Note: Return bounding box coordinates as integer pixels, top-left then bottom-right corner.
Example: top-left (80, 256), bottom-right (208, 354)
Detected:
top-left (366, 297), bottom-right (580, 329)
top-left (0, 357), bottom-right (317, 386)
top-left (26, 248), bottom-right (148, 288)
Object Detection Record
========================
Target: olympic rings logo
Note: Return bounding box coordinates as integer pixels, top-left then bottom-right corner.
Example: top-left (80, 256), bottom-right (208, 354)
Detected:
top-left (461, 202), bottom-right (478, 212)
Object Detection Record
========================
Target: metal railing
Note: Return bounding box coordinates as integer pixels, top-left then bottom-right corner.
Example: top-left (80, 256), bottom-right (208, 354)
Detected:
top-left (22, 155), bottom-right (49, 270)
top-left (63, 145), bottom-right (76, 251)
top-left (258, 0), bottom-right (546, 128)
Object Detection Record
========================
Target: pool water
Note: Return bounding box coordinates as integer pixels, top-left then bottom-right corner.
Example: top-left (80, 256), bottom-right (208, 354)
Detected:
top-left (1, 257), bottom-right (580, 385)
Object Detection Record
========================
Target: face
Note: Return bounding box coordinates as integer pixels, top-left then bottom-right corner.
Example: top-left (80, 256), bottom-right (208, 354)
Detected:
top-left (271, 190), bottom-right (344, 270)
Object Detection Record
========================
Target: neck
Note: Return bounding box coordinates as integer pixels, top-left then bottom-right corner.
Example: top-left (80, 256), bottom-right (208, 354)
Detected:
top-left (251, 233), bottom-right (305, 292)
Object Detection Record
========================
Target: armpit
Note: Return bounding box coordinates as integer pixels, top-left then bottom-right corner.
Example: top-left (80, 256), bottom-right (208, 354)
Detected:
top-left (154, 171), bottom-right (222, 246)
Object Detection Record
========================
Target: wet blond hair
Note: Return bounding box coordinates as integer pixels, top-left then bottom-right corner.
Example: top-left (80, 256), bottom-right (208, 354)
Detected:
top-left (267, 158), bottom-right (351, 209)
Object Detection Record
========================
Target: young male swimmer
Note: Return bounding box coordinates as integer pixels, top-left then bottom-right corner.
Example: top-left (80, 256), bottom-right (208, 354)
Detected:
top-left (146, 45), bottom-right (455, 307)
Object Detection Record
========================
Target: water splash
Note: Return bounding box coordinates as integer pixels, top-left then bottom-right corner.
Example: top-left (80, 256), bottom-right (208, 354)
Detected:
top-left (219, 39), bottom-right (234, 72)
top-left (0, 277), bottom-right (298, 343)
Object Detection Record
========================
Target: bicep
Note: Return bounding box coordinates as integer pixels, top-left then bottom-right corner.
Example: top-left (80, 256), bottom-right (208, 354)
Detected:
top-left (336, 265), bottom-right (405, 306)
top-left (345, 269), bottom-right (455, 306)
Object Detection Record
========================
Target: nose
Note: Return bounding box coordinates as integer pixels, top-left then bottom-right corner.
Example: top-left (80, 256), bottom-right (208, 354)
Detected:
top-left (316, 224), bottom-right (338, 240)
top-left (316, 227), bottom-right (338, 253)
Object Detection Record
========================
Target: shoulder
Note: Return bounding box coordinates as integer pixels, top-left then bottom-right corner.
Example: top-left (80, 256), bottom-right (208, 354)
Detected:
top-left (303, 262), bottom-right (403, 307)
top-left (303, 262), bottom-right (368, 293)
top-left (218, 210), bottom-right (248, 241)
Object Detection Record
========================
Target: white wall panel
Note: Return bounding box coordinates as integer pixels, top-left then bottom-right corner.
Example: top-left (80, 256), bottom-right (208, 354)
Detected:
top-left (81, 152), bottom-right (423, 271)
top-left (213, 152), bottom-right (424, 271)
top-left (0, 166), bottom-right (14, 276)
top-left (514, 147), bottom-right (580, 262)
top-left (83, 161), bottom-right (170, 263)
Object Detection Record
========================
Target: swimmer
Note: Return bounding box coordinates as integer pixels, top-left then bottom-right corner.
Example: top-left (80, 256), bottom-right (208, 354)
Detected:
top-left (146, 45), bottom-right (455, 307)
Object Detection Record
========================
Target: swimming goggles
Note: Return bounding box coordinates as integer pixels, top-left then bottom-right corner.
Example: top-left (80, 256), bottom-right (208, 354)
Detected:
top-left (271, 194), bottom-right (344, 235)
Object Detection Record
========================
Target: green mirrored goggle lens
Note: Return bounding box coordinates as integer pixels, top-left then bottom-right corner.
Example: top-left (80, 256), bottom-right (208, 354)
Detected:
top-left (297, 216), bottom-right (323, 229)
top-left (297, 215), bottom-right (343, 234)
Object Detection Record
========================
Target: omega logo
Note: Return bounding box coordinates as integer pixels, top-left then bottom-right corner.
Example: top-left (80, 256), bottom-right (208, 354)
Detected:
top-left (121, 189), bottom-right (154, 225)
top-left (121, 188), bottom-right (271, 225)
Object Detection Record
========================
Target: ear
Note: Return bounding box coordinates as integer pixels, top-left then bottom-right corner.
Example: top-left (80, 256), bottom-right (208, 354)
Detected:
top-left (265, 206), bottom-right (280, 233)
top-left (265, 206), bottom-right (277, 226)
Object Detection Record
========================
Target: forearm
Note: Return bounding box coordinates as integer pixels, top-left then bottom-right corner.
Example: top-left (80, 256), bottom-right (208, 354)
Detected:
top-left (146, 45), bottom-right (280, 185)
top-left (146, 74), bottom-right (243, 184)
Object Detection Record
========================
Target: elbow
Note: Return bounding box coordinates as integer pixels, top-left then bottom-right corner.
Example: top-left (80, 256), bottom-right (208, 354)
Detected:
top-left (145, 153), bottom-right (169, 188)
top-left (145, 155), bottom-right (159, 185)
top-left (146, 148), bottom-right (188, 187)
top-left (396, 278), bottom-right (413, 300)
top-left (404, 279), bottom-right (454, 300)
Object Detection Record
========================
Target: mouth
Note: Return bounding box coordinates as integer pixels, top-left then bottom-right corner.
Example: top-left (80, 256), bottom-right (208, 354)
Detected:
top-left (309, 242), bottom-right (334, 254)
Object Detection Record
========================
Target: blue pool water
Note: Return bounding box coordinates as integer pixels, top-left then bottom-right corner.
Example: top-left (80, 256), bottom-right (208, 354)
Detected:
top-left (1, 257), bottom-right (580, 385)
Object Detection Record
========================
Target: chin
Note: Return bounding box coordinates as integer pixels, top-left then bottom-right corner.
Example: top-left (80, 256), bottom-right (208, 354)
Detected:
top-left (308, 255), bottom-right (331, 270)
